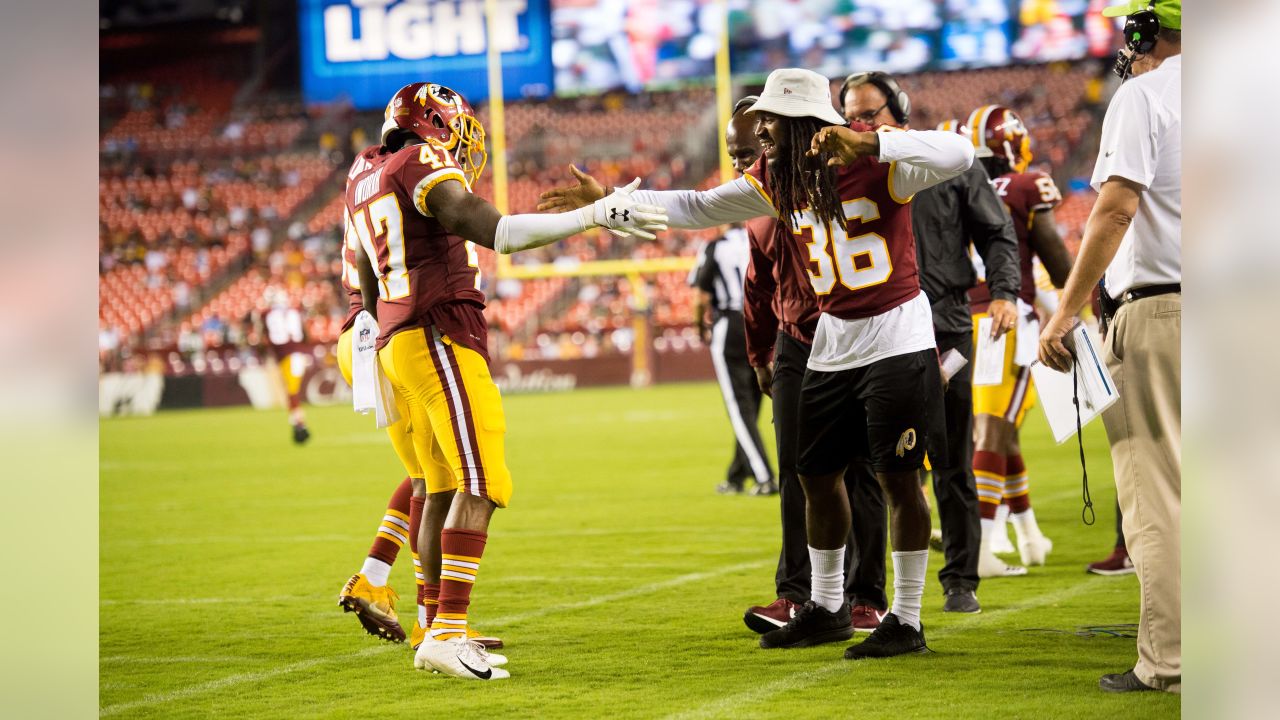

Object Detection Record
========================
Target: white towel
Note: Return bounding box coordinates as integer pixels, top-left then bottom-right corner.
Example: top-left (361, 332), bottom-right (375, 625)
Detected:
top-left (351, 311), bottom-right (401, 427)
top-left (351, 311), bottom-right (379, 415)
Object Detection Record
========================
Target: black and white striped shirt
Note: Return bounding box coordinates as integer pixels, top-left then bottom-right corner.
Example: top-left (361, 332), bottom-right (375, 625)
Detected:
top-left (689, 227), bottom-right (750, 315)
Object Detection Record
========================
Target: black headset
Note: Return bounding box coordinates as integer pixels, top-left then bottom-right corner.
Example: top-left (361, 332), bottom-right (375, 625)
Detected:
top-left (839, 71), bottom-right (911, 125)
top-left (1114, 4), bottom-right (1162, 78)
top-left (733, 95), bottom-right (760, 115)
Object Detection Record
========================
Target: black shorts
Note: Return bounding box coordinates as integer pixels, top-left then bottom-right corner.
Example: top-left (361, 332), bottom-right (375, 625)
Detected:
top-left (796, 348), bottom-right (943, 476)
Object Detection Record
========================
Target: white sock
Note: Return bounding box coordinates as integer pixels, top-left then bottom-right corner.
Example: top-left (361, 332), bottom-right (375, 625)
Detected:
top-left (979, 517), bottom-right (994, 551)
top-left (1011, 508), bottom-right (1040, 540)
top-left (418, 603), bottom-right (427, 627)
top-left (808, 546), bottom-right (846, 612)
top-left (994, 503), bottom-right (1010, 531)
top-left (360, 557), bottom-right (392, 587)
top-left (891, 550), bottom-right (928, 630)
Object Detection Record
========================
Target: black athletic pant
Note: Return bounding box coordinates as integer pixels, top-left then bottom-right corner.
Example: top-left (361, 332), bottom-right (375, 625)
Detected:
top-left (712, 311), bottom-right (774, 486)
top-left (771, 331), bottom-right (887, 609)
top-left (847, 330), bottom-right (981, 594)
top-left (931, 330), bottom-right (981, 591)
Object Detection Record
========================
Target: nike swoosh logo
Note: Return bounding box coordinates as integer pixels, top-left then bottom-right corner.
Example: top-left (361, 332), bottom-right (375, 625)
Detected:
top-left (1105, 150), bottom-right (1115, 157)
top-left (459, 657), bottom-right (492, 680)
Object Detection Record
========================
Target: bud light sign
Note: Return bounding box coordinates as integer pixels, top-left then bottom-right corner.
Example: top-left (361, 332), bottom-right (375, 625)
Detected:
top-left (299, 0), bottom-right (553, 109)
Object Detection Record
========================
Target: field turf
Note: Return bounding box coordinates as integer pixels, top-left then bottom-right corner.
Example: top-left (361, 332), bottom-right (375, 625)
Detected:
top-left (100, 382), bottom-right (1179, 718)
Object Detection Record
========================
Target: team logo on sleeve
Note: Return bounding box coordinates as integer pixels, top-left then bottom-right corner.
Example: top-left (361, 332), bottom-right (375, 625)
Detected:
top-left (895, 428), bottom-right (917, 458)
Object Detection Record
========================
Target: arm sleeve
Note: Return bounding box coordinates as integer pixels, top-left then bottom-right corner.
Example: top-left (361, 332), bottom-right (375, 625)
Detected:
top-left (493, 207), bottom-right (593, 254)
top-left (742, 228), bottom-right (780, 367)
top-left (881, 129), bottom-right (977, 202)
top-left (630, 176), bottom-right (776, 229)
top-left (1091, 82), bottom-right (1158, 191)
top-left (961, 165), bottom-right (1021, 303)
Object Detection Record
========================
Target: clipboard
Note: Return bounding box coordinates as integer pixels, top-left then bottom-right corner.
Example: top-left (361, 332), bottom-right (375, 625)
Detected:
top-left (1029, 325), bottom-right (1119, 444)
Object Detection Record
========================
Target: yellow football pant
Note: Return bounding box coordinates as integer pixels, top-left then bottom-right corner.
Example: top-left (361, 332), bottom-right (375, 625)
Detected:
top-left (377, 327), bottom-right (512, 507)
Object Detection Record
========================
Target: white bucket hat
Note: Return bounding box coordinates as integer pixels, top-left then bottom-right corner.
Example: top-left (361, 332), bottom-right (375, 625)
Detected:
top-left (746, 68), bottom-right (846, 126)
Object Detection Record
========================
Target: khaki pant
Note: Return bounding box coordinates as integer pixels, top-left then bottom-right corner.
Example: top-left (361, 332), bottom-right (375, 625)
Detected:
top-left (1102, 293), bottom-right (1181, 692)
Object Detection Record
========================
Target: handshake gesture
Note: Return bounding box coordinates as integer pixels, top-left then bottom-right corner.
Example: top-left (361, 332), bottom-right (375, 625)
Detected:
top-left (540, 166), bottom-right (669, 240)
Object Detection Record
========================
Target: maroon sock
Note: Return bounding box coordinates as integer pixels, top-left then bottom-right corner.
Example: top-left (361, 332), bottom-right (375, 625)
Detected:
top-left (409, 495), bottom-right (426, 617)
top-left (973, 450), bottom-right (1006, 520)
top-left (1005, 453), bottom-right (1030, 513)
top-left (430, 529), bottom-right (487, 640)
top-left (367, 477), bottom-right (413, 565)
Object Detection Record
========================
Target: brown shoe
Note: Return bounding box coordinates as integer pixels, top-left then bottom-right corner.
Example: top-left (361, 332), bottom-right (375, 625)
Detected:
top-left (850, 604), bottom-right (886, 633)
top-left (1086, 547), bottom-right (1135, 576)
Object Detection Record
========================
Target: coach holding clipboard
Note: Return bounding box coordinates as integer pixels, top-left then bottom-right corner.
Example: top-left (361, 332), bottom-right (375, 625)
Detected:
top-left (1038, 0), bottom-right (1181, 695)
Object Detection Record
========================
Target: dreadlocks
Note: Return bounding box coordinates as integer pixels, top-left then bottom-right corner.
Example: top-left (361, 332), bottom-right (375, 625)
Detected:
top-left (769, 116), bottom-right (846, 236)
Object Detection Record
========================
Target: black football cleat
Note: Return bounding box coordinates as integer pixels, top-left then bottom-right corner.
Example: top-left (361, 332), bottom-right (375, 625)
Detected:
top-left (759, 601), bottom-right (854, 649)
top-left (843, 613), bottom-right (929, 659)
top-left (292, 424), bottom-right (311, 445)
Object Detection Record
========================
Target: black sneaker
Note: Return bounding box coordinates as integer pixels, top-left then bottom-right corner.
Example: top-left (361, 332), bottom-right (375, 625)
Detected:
top-left (293, 424), bottom-right (311, 445)
top-left (750, 479), bottom-right (779, 496)
top-left (1099, 670), bottom-right (1157, 693)
top-left (942, 588), bottom-right (981, 614)
top-left (759, 601), bottom-right (854, 649)
top-left (843, 613), bottom-right (928, 659)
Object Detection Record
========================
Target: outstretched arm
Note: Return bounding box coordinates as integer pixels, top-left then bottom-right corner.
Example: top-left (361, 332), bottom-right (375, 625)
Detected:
top-left (425, 177), bottom-right (668, 253)
top-left (808, 126), bottom-right (974, 200)
top-left (539, 165), bottom-right (775, 229)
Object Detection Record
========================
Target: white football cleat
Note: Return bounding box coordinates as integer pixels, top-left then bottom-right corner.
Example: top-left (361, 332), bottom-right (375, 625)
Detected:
top-left (414, 637), bottom-right (510, 680)
top-left (1019, 535), bottom-right (1053, 567)
top-left (978, 550), bottom-right (1028, 579)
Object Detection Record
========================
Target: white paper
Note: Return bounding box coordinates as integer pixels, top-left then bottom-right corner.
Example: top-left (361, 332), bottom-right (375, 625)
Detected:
top-left (939, 348), bottom-right (968, 383)
top-left (1029, 325), bottom-right (1119, 444)
top-left (973, 316), bottom-right (1007, 386)
top-left (1013, 299), bottom-right (1040, 367)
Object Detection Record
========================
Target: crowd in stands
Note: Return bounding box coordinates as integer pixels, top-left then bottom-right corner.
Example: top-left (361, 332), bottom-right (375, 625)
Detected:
top-left (101, 60), bottom-right (1105, 374)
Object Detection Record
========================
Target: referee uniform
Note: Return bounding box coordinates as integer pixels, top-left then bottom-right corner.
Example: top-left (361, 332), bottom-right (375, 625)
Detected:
top-left (691, 227), bottom-right (776, 493)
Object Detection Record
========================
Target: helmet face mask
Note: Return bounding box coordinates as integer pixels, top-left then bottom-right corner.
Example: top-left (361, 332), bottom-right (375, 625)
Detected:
top-left (381, 82), bottom-right (488, 187)
top-left (966, 105), bottom-right (1033, 174)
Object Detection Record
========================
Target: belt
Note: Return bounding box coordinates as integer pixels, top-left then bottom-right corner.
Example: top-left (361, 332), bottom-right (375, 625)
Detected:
top-left (1118, 283), bottom-right (1180, 307)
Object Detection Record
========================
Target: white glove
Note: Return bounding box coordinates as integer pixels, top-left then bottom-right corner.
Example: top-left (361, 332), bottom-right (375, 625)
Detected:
top-left (590, 178), bottom-right (669, 240)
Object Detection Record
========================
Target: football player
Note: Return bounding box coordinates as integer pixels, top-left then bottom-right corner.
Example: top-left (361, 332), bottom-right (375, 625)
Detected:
top-left (965, 105), bottom-right (1074, 572)
top-left (348, 82), bottom-right (666, 680)
top-left (335, 216), bottom-right (501, 649)
top-left (263, 291), bottom-right (311, 444)
top-left (540, 68), bottom-right (973, 659)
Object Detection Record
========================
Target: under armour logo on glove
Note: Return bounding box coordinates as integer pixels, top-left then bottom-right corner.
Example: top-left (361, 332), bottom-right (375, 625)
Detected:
top-left (592, 178), bottom-right (669, 240)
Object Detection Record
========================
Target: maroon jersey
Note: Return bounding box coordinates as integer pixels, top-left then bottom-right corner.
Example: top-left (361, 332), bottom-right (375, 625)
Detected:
top-left (743, 215), bottom-right (820, 367)
top-left (992, 170), bottom-right (1062, 304)
top-left (343, 143), bottom-right (489, 360)
top-left (339, 215), bottom-right (364, 334)
top-left (744, 123), bottom-right (920, 321)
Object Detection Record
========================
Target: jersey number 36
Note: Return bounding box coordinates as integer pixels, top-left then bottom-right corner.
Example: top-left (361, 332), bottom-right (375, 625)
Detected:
top-left (797, 198), bottom-right (892, 296)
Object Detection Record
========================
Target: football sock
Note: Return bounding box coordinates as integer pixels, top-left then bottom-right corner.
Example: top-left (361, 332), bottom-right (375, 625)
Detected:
top-left (1011, 507), bottom-right (1042, 540)
top-left (994, 501), bottom-right (1010, 529)
top-left (367, 477), bottom-right (413, 568)
top-left (422, 582), bottom-right (440, 628)
top-left (890, 550), bottom-right (928, 630)
top-left (1004, 453), bottom-right (1030, 513)
top-left (808, 546), bottom-right (845, 613)
top-left (408, 495), bottom-right (426, 624)
top-left (973, 450), bottom-right (1006, 520)
top-left (979, 517), bottom-right (996, 551)
top-left (431, 528), bottom-right (486, 641)
top-left (360, 558), bottom-right (392, 588)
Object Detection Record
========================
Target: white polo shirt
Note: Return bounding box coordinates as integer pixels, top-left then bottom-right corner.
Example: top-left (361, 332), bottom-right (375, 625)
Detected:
top-left (1091, 54), bottom-right (1182, 297)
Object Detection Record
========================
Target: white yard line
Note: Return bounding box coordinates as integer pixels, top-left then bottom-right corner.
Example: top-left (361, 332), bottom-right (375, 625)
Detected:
top-left (99, 560), bottom-right (770, 716)
top-left (663, 575), bottom-right (1111, 720)
top-left (99, 646), bottom-right (393, 718)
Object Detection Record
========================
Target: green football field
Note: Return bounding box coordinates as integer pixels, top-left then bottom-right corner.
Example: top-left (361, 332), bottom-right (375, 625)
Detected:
top-left (100, 382), bottom-right (1179, 719)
